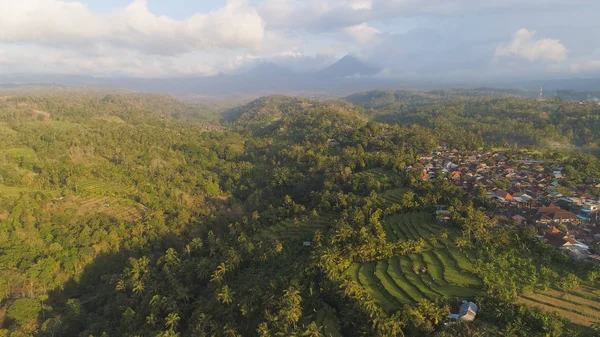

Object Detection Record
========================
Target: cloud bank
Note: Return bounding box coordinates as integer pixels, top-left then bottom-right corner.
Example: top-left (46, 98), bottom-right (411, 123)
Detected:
top-left (495, 29), bottom-right (568, 63)
top-left (0, 0), bottom-right (599, 79)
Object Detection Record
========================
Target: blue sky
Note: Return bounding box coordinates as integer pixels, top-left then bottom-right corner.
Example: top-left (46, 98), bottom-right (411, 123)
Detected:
top-left (82, 0), bottom-right (228, 18)
top-left (1, 0), bottom-right (600, 79)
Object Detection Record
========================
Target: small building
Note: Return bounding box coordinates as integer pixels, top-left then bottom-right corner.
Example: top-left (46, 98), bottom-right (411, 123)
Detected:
top-left (303, 241), bottom-right (312, 247)
top-left (436, 210), bottom-right (451, 223)
top-left (448, 301), bottom-right (478, 322)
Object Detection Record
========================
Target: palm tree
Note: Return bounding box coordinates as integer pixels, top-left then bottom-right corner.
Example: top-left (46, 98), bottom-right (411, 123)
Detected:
top-left (165, 312), bottom-right (180, 331)
top-left (132, 280), bottom-right (144, 295)
top-left (217, 285), bottom-right (234, 305)
top-left (210, 262), bottom-right (227, 283)
top-left (256, 322), bottom-right (271, 337)
top-left (302, 322), bottom-right (324, 337)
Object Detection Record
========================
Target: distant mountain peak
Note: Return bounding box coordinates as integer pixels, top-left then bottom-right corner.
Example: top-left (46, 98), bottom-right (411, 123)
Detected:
top-left (318, 55), bottom-right (382, 78)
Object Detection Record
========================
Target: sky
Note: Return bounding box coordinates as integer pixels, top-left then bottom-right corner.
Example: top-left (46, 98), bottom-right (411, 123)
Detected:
top-left (1, 0), bottom-right (600, 80)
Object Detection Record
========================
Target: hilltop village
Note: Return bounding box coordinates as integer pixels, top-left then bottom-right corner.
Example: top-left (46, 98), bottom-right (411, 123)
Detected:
top-left (410, 145), bottom-right (600, 262)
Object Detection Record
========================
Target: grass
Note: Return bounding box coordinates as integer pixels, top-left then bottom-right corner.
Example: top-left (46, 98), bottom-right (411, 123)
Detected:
top-left (256, 214), bottom-right (331, 241)
top-left (386, 256), bottom-right (422, 303)
top-left (77, 179), bottom-right (134, 195)
top-left (346, 263), bottom-right (361, 284)
top-left (518, 286), bottom-right (600, 327)
top-left (358, 263), bottom-right (397, 312)
top-left (378, 188), bottom-right (409, 207)
top-left (0, 147), bottom-right (36, 159)
top-left (518, 296), bottom-right (597, 327)
top-left (0, 184), bottom-right (58, 198)
top-left (345, 212), bottom-right (483, 309)
top-left (0, 184), bottom-right (34, 197)
top-left (375, 260), bottom-right (414, 303)
top-left (74, 196), bottom-right (146, 222)
top-left (433, 249), bottom-right (481, 287)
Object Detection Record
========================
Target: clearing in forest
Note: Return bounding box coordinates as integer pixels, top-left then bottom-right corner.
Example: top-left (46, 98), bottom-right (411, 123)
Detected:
top-left (73, 195), bottom-right (146, 222)
top-left (378, 188), bottom-right (410, 208)
top-left (344, 213), bottom-right (482, 311)
top-left (76, 179), bottom-right (135, 195)
top-left (256, 214), bottom-right (332, 241)
top-left (0, 147), bottom-right (37, 159)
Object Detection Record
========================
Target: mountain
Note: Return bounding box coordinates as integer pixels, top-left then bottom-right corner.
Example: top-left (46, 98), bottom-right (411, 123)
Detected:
top-left (317, 55), bottom-right (382, 78)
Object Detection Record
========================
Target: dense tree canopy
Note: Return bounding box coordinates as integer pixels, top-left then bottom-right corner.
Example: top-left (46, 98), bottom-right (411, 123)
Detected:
top-left (0, 88), bottom-right (599, 337)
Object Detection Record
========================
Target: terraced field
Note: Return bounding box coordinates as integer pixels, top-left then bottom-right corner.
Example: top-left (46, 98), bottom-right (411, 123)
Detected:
top-left (75, 196), bottom-right (146, 222)
top-left (0, 184), bottom-right (57, 197)
top-left (0, 147), bottom-right (36, 159)
top-left (0, 184), bottom-right (34, 197)
top-left (345, 213), bottom-right (482, 311)
top-left (518, 286), bottom-right (600, 327)
top-left (378, 188), bottom-right (409, 208)
top-left (256, 215), bottom-right (331, 241)
top-left (77, 179), bottom-right (134, 195)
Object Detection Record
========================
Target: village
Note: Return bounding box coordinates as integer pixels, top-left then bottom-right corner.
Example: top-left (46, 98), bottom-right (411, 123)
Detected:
top-left (410, 144), bottom-right (600, 263)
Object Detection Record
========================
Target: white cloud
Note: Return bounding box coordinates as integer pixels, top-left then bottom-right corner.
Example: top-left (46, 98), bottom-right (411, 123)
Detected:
top-left (0, 0), bottom-right (265, 55)
top-left (0, 0), bottom-right (599, 79)
top-left (344, 23), bottom-right (381, 44)
top-left (495, 29), bottom-right (568, 62)
top-left (350, 0), bottom-right (373, 10)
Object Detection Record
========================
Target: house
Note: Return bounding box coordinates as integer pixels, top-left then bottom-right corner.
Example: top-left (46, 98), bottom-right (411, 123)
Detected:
top-left (436, 210), bottom-right (451, 223)
top-left (542, 232), bottom-right (590, 259)
top-left (448, 301), bottom-right (478, 322)
top-left (537, 205), bottom-right (579, 224)
top-left (327, 138), bottom-right (340, 146)
top-left (451, 171), bottom-right (462, 180)
top-left (492, 190), bottom-right (514, 203)
top-left (512, 215), bottom-right (527, 224)
top-left (583, 203), bottom-right (599, 212)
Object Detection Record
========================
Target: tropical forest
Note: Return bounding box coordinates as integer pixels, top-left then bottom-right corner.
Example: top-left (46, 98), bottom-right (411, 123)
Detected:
top-left (1, 87), bottom-right (600, 337)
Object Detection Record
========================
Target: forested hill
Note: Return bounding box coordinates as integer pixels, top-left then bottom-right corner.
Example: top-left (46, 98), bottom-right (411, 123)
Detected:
top-left (346, 89), bottom-right (600, 152)
top-left (1, 88), bottom-right (600, 337)
top-left (226, 95), bottom-right (368, 139)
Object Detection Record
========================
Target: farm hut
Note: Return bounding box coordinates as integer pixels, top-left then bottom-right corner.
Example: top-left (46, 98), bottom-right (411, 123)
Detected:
top-left (448, 301), bottom-right (478, 322)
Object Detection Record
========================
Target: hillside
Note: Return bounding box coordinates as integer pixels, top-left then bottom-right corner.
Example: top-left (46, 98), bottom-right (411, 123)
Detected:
top-left (0, 89), bottom-right (599, 337)
top-left (346, 89), bottom-right (600, 151)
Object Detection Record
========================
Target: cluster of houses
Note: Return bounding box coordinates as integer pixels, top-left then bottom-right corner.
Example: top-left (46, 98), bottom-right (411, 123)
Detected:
top-left (416, 146), bottom-right (600, 262)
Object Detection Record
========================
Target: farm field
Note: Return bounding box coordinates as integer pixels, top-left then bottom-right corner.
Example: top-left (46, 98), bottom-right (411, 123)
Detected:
top-left (255, 214), bottom-right (332, 241)
top-left (77, 179), bottom-right (135, 195)
top-left (378, 188), bottom-right (410, 208)
top-left (344, 213), bottom-right (482, 311)
top-left (74, 195), bottom-right (146, 222)
top-left (518, 286), bottom-right (600, 327)
top-left (0, 184), bottom-right (35, 197)
top-left (0, 184), bottom-right (57, 197)
top-left (0, 147), bottom-right (37, 159)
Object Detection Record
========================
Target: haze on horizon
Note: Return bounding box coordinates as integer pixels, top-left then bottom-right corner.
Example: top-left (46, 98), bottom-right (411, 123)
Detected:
top-left (1, 0), bottom-right (599, 84)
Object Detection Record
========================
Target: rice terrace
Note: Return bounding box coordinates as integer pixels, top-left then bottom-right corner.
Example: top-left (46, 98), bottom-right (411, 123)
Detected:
top-left (344, 213), bottom-right (482, 311)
